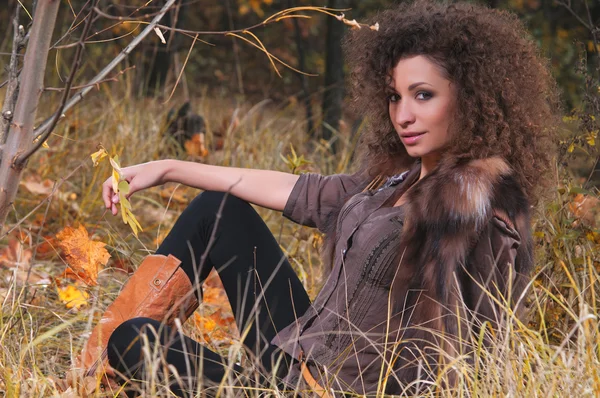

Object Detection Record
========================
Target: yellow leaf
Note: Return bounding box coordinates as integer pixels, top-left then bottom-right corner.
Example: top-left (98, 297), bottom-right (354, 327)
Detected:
top-left (586, 131), bottom-right (597, 146)
top-left (567, 143), bottom-right (575, 153)
top-left (56, 225), bottom-right (110, 286)
top-left (90, 146), bottom-right (108, 166)
top-left (57, 284), bottom-right (89, 309)
top-left (110, 155), bottom-right (123, 193)
top-left (117, 180), bottom-right (143, 237)
top-left (105, 153), bottom-right (143, 236)
top-left (588, 137), bottom-right (596, 146)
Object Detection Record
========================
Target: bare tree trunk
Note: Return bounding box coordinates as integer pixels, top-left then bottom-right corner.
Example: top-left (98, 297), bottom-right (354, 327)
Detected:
top-left (321, 0), bottom-right (348, 153)
top-left (0, 0), bottom-right (60, 229)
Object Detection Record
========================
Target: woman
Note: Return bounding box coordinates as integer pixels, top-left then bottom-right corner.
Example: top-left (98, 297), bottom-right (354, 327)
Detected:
top-left (77, 1), bottom-right (559, 396)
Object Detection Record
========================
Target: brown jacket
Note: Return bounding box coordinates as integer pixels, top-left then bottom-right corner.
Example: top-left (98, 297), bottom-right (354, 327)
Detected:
top-left (271, 157), bottom-right (533, 396)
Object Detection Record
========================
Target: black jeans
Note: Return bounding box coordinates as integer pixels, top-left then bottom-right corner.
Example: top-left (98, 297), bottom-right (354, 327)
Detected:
top-left (106, 191), bottom-right (312, 396)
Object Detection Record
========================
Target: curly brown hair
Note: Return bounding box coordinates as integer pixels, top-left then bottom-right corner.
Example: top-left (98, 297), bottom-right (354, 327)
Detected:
top-left (344, 0), bottom-right (561, 206)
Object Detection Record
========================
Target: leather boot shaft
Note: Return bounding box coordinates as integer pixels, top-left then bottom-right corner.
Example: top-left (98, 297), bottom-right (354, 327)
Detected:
top-left (78, 254), bottom-right (199, 376)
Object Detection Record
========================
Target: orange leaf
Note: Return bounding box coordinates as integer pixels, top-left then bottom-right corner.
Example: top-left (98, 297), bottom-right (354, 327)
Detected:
top-left (569, 193), bottom-right (600, 227)
top-left (56, 225), bottom-right (110, 286)
top-left (184, 133), bottom-right (209, 157)
top-left (159, 187), bottom-right (190, 204)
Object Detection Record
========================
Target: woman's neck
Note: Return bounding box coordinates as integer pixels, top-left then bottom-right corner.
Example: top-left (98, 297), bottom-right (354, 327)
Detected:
top-left (419, 153), bottom-right (442, 180)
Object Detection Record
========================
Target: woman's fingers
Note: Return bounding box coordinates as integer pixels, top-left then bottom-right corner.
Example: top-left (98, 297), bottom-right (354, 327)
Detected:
top-left (102, 178), bottom-right (113, 209)
top-left (102, 176), bottom-right (122, 216)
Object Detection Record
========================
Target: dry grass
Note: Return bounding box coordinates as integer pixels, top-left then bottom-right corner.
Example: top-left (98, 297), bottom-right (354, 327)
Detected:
top-left (0, 86), bottom-right (599, 397)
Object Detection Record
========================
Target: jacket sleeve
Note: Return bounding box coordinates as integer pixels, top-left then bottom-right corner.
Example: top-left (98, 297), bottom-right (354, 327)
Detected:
top-left (283, 172), bottom-right (366, 232)
top-left (462, 215), bottom-right (524, 334)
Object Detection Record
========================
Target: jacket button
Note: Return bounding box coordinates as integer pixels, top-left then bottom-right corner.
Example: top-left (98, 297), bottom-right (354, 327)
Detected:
top-left (153, 279), bottom-right (162, 286)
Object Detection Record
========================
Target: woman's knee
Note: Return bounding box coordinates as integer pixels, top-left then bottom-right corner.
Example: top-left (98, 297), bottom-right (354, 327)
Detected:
top-left (107, 317), bottom-right (162, 370)
top-left (187, 191), bottom-right (253, 220)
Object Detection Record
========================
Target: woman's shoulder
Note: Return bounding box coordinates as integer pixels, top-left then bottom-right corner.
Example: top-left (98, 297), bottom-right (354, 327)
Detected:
top-left (403, 156), bottom-right (530, 227)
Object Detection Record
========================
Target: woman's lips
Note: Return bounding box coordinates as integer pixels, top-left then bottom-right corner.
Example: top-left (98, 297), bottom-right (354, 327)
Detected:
top-left (400, 132), bottom-right (425, 145)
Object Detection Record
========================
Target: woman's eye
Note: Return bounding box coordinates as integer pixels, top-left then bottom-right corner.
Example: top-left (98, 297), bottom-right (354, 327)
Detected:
top-left (416, 91), bottom-right (432, 100)
top-left (388, 93), bottom-right (400, 103)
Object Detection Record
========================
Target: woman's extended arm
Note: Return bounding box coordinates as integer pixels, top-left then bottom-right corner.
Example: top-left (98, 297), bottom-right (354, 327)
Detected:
top-left (102, 159), bottom-right (299, 215)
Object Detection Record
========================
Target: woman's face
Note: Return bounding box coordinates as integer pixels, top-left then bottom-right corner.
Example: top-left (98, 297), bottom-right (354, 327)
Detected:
top-left (388, 55), bottom-right (456, 163)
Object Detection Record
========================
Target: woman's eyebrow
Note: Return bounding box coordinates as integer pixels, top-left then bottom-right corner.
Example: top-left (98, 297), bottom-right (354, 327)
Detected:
top-left (408, 81), bottom-right (433, 90)
top-left (387, 82), bottom-right (433, 92)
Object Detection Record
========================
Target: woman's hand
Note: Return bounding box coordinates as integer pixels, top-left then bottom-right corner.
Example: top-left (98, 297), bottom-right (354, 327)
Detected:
top-left (102, 160), bottom-right (170, 215)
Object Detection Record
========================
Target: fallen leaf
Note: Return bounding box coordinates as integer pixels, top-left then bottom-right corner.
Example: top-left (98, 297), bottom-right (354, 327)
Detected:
top-left (569, 193), bottom-right (600, 227)
top-left (191, 269), bottom-right (239, 347)
top-left (0, 237), bottom-right (32, 268)
top-left (0, 240), bottom-right (49, 288)
top-left (56, 225), bottom-right (111, 286)
top-left (57, 284), bottom-right (89, 309)
top-left (110, 257), bottom-right (135, 274)
top-left (184, 133), bottom-right (209, 157)
top-left (159, 187), bottom-right (190, 204)
top-left (20, 176), bottom-right (53, 196)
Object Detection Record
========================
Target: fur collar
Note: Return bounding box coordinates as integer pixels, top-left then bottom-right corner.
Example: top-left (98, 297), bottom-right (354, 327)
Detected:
top-left (387, 156), bottom-right (533, 387)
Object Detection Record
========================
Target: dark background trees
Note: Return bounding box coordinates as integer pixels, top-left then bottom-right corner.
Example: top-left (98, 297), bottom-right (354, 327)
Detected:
top-left (1, 0), bottom-right (599, 158)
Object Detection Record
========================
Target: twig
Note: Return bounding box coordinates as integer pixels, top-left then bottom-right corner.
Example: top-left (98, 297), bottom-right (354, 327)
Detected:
top-left (42, 66), bottom-right (135, 92)
top-left (556, 0), bottom-right (591, 30)
top-left (583, 155), bottom-right (599, 188)
top-left (0, 7), bottom-right (26, 147)
top-left (93, 6), bottom-right (347, 37)
top-left (33, 0), bottom-right (177, 140)
top-left (163, 34), bottom-right (197, 104)
top-left (15, 0), bottom-right (98, 167)
top-left (582, 0), bottom-right (599, 73)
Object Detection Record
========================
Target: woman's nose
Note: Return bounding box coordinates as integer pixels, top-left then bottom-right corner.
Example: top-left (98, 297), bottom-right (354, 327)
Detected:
top-left (394, 102), bottom-right (416, 127)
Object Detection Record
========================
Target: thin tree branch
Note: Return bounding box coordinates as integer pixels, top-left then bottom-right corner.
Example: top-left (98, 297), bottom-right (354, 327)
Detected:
top-left (33, 0), bottom-right (177, 140)
top-left (93, 6), bottom-right (347, 37)
top-left (16, 0), bottom-right (99, 167)
top-left (0, 7), bottom-right (26, 148)
top-left (42, 66), bottom-right (135, 92)
top-left (556, 0), bottom-right (591, 30)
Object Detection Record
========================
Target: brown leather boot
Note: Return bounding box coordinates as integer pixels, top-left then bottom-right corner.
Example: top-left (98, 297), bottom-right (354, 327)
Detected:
top-left (77, 254), bottom-right (200, 378)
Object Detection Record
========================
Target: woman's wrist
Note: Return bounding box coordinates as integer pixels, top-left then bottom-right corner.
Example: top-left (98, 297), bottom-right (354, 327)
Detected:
top-left (161, 159), bottom-right (183, 184)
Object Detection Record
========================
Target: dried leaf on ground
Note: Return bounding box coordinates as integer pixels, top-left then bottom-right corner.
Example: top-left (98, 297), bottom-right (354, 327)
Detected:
top-left (569, 193), bottom-right (600, 227)
top-left (0, 236), bottom-right (49, 286)
top-left (0, 237), bottom-right (32, 268)
top-left (57, 284), bottom-right (89, 309)
top-left (184, 133), bottom-right (209, 157)
top-left (159, 187), bottom-right (190, 204)
top-left (56, 225), bottom-right (110, 286)
top-left (192, 269), bottom-right (238, 347)
top-left (20, 175), bottom-right (53, 196)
